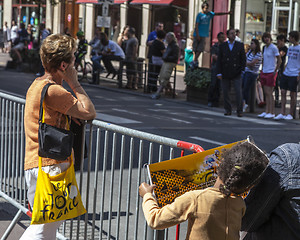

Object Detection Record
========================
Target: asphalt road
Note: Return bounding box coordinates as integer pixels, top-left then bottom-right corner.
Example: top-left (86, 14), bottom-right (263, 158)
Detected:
top-left (1, 67), bottom-right (300, 153)
top-left (1, 66), bottom-right (300, 239)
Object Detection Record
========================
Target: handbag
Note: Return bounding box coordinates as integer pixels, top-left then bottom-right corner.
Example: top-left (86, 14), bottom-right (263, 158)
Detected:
top-left (31, 155), bottom-right (86, 224)
top-left (38, 83), bottom-right (74, 160)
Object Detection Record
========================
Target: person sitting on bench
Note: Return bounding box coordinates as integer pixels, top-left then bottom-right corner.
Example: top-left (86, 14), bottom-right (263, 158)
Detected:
top-left (99, 32), bottom-right (125, 79)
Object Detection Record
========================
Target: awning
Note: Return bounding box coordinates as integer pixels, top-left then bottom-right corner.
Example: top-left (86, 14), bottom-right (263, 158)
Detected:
top-left (76, 0), bottom-right (127, 4)
top-left (130, 0), bottom-right (188, 7)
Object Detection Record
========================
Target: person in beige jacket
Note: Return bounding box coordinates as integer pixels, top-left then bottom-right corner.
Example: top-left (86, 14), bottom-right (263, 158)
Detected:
top-left (139, 141), bottom-right (269, 240)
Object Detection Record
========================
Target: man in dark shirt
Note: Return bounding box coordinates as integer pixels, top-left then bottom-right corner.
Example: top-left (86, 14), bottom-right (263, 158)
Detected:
top-left (275, 34), bottom-right (288, 108)
top-left (208, 32), bottom-right (225, 107)
top-left (146, 22), bottom-right (164, 92)
top-left (125, 27), bottom-right (139, 89)
top-left (241, 142), bottom-right (300, 240)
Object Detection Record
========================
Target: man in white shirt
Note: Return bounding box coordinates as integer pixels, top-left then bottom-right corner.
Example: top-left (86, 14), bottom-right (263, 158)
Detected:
top-left (274, 31), bottom-right (300, 120)
top-left (100, 32), bottom-right (125, 79)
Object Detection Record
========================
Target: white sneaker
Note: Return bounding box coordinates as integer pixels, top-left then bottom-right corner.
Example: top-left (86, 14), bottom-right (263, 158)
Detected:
top-left (284, 114), bottom-right (293, 120)
top-left (264, 113), bottom-right (275, 119)
top-left (243, 104), bottom-right (248, 112)
top-left (274, 114), bottom-right (285, 120)
top-left (258, 112), bottom-right (267, 118)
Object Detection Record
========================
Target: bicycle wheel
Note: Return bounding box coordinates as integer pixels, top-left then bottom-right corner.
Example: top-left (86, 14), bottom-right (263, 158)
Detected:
top-left (77, 60), bottom-right (85, 82)
top-left (85, 62), bottom-right (94, 83)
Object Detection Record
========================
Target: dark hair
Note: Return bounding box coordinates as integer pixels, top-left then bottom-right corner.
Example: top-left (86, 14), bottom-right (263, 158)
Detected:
top-left (128, 27), bottom-right (136, 35)
top-left (262, 32), bottom-right (272, 43)
top-left (217, 142), bottom-right (269, 197)
top-left (121, 25), bottom-right (130, 35)
top-left (226, 28), bottom-right (235, 36)
top-left (250, 39), bottom-right (261, 54)
top-left (276, 34), bottom-right (287, 42)
top-left (235, 29), bottom-right (240, 34)
top-left (202, 2), bottom-right (209, 9)
top-left (100, 32), bottom-right (109, 45)
top-left (217, 32), bottom-right (224, 38)
top-left (289, 31), bottom-right (300, 42)
top-left (157, 30), bottom-right (166, 39)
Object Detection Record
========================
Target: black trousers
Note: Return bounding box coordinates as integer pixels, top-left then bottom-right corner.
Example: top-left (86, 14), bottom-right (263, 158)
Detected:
top-left (221, 74), bottom-right (243, 114)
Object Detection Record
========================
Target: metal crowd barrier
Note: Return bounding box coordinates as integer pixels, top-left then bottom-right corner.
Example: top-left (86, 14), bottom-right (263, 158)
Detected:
top-left (0, 91), bottom-right (203, 240)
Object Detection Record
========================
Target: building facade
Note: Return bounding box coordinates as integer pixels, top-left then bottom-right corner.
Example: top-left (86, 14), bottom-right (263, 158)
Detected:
top-left (1, 0), bottom-right (300, 67)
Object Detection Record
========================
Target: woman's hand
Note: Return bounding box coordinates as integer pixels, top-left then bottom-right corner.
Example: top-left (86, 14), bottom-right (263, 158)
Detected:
top-left (139, 182), bottom-right (156, 198)
top-left (58, 64), bottom-right (79, 88)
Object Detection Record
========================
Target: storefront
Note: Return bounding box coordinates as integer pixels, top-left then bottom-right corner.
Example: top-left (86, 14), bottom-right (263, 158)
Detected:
top-left (12, 0), bottom-right (46, 35)
top-left (243, 0), bottom-right (300, 44)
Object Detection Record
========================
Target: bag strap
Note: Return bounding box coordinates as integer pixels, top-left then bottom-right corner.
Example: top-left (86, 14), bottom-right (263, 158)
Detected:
top-left (39, 83), bottom-right (53, 123)
top-left (39, 83), bottom-right (70, 128)
top-left (38, 82), bottom-right (72, 169)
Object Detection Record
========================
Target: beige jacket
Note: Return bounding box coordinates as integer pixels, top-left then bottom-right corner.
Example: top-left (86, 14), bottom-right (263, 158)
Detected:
top-left (142, 187), bottom-right (246, 240)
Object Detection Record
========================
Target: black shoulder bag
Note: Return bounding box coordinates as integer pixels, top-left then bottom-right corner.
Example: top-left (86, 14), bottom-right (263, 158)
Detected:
top-left (38, 83), bottom-right (74, 160)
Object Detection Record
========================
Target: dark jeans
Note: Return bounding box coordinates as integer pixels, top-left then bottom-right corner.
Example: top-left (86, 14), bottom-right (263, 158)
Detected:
top-left (147, 58), bottom-right (158, 92)
top-left (102, 55), bottom-right (123, 74)
top-left (274, 71), bottom-right (282, 102)
top-left (242, 71), bottom-right (258, 104)
top-left (208, 67), bottom-right (221, 104)
top-left (221, 74), bottom-right (243, 113)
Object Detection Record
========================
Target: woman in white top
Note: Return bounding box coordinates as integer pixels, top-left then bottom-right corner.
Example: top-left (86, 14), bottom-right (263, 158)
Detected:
top-left (257, 32), bottom-right (281, 119)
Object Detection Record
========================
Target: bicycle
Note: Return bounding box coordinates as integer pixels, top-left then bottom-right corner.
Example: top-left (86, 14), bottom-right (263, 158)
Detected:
top-left (76, 56), bottom-right (93, 82)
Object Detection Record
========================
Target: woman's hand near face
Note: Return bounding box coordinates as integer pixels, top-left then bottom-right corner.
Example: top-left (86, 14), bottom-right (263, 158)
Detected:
top-left (60, 65), bottom-right (79, 88)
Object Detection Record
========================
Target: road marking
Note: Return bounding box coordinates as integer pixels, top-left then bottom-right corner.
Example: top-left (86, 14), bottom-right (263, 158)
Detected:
top-left (190, 110), bottom-right (284, 125)
top-left (94, 95), bottom-right (117, 101)
top-left (113, 108), bottom-right (192, 124)
top-left (190, 136), bottom-right (226, 146)
top-left (96, 113), bottom-right (141, 124)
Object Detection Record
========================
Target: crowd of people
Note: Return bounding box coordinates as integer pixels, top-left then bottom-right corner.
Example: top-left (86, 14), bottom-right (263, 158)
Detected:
top-left (1, 2), bottom-right (300, 119)
top-left (206, 29), bottom-right (300, 120)
top-left (191, 2), bottom-right (300, 120)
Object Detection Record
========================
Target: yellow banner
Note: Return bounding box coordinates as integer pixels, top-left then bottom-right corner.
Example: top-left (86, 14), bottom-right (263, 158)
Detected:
top-left (148, 139), bottom-right (246, 207)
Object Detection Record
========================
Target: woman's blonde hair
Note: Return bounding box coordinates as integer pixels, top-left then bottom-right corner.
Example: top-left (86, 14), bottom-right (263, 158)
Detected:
top-left (40, 34), bottom-right (76, 73)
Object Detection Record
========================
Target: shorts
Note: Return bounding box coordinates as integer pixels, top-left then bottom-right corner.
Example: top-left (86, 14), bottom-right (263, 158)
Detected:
top-left (125, 59), bottom-right (137, 76)
top-left (280, 74), bottom-right (298, 92)
top-left (192, 37), bottom-right (206, 53)
top-left (259, 71), bottom-right (277, 87)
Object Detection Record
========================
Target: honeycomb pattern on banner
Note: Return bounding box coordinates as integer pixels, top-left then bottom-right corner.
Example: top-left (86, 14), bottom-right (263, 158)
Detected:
top-left (151, 169), bottom-right (216, 207)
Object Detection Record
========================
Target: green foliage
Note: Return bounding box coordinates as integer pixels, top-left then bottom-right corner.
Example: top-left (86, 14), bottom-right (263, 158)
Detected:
top-left (184, 67), bottom-right (211, 89)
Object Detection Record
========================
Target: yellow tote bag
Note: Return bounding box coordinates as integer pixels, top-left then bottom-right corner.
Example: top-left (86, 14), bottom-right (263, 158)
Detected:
top-left (31, 155), bottom-right (86, 224)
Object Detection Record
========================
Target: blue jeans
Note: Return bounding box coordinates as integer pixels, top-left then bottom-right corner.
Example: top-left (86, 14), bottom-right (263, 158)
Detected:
top-left (242, 71), bottom-right (258, 104)
top-left (91, 55), bottom-right (104, 72)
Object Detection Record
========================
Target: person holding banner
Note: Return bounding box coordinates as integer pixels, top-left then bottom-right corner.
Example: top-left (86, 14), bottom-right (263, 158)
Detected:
top-left (21, 34), bottom-right (96, 239)
top-left (139, 141), bottom-right (269, 240)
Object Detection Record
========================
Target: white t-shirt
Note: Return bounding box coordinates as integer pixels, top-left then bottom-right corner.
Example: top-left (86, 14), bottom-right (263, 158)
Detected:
top-left (283, 44), bottom-right (300, 77)
top-left (104, 40), bottom-right (125, 59)
top-left (262, 43), bottom-right (280, 73)
top-left (11, 25), bottom-right (18, 40)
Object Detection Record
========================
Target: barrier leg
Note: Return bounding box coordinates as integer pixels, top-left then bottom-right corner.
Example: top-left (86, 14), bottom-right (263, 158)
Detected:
top-left (1, 209), bottom-right (23, 240)
top-left (157, 230), bottom-right (165, 240)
